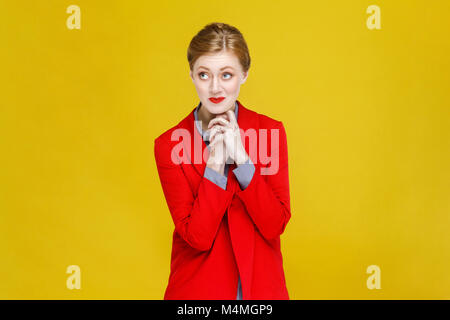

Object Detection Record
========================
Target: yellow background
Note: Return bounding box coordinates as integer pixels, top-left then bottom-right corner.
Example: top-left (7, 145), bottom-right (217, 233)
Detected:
top-left (1, 0), bottom-right (449, 299)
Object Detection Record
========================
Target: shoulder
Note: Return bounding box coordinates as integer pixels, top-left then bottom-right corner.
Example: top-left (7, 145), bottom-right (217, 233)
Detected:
top-left (154, 118), bottom-right (191, 168)
top-left (154, 111), bottom-right (192, 147)
top-left (242, 105), bottom-right (288, 144)
top-left (154, 121), bottom-right (189, 167)
top-left (154, 125), bottom-right (177, 146)
top-left (245, 106), bottom-right (284, 130)
top-left (259, 113), bottom-right (283, 129)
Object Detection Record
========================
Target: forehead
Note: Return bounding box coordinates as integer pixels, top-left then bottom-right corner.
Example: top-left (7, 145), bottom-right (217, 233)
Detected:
top-left (194, 51), bottom-right (241, 71)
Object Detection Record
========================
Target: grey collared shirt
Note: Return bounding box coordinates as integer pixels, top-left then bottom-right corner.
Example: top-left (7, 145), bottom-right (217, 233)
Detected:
top-left (193, 101), bottom-right (255, 300)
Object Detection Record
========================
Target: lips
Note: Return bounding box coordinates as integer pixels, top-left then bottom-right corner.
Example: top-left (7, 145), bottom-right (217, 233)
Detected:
top-left (209, 97), bottom-right (225, 104)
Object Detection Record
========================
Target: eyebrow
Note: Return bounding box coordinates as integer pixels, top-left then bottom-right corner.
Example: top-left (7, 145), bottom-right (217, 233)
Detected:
top-left (197, 66), bottom-right (235, 71)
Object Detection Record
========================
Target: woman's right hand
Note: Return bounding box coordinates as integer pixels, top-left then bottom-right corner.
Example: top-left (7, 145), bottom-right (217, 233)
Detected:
top-left (206, 123), bottom-right (227, 175)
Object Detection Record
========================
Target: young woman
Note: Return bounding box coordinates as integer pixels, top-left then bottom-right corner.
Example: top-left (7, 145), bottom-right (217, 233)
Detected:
top-left (154, 22), bottom-right (291, 300)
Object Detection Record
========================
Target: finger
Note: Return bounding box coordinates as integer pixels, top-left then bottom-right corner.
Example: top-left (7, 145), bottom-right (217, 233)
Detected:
top-left (216, 114), bottom-right (230, 122)
top-left (210, 123), bottom-right (225, 132)
top-left (226, 110), bottom-right (238, 128)
top-left (209, 127), bottom-right (225, 144)
top-left (209, 128), bottom-right (224, 142)
top-left (226, 110), bottom-right (236, 122)
top-left (208, 133), bottom-right (224, 149)
top-left (208, 118), bottom-right (229, 129)
top-left (208, 117), bottom-right (230, 129)
top-left (208, 125), bottom-right (224, 142)
top-left (216, 113), bottom-right (229, 120)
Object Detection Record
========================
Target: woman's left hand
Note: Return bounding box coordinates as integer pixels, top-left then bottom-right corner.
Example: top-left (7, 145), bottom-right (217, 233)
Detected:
top-left (208, 109), bottom-right (249, 166)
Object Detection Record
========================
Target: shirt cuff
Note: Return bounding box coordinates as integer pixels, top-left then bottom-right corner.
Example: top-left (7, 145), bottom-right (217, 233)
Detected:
top-left (204, 166), bottom-right (228, 190)
top-left (232, 157), bottom-right (255, 190)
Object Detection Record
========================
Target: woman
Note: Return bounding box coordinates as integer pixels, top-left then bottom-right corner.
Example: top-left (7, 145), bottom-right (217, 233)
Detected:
top-left (154, 22), bottom-right (291, 300)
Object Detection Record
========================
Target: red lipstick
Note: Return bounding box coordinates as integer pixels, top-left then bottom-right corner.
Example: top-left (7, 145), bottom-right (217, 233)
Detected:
top-left (209, 97), bottom-right (225, 104)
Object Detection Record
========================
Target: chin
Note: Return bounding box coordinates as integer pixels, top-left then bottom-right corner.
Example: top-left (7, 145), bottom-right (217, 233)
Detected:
top-left (205, 104), bottom-right (226, 114)
top-left (208, 102), bottom-right (233, 113)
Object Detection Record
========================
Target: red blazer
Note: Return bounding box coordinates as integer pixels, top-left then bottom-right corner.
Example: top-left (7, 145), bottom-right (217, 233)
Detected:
top-left (154, 100), bottom-right (291, 300)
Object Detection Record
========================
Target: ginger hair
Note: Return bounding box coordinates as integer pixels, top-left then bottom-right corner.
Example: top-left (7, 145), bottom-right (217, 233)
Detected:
top-left (187, 22), bottom-right (251, 73)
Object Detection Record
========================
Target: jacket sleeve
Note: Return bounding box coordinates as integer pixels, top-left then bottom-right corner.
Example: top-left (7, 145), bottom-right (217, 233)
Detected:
top-left (234, 121), bottom-right (291, 240)
top-left (204, 166), bottom-right (228, 190)
top-left (232, 157), bottom-right (256, 190)
top-left (154, 136), bottom-right (234, 251)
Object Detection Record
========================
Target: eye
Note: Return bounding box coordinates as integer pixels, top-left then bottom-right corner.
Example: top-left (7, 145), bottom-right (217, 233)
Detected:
top-left (198, 72), bottom-right (208, 80)
top-left (223, 73), bottom-right (233, 79)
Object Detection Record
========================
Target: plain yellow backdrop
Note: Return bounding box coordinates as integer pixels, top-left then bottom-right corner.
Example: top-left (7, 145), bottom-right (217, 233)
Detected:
top-left (0, 0), bottom-right (449, 299)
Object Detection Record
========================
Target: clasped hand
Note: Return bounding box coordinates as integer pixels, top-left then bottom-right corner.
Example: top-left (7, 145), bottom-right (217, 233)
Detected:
top-left (206, 109), bottom-right (248, 168)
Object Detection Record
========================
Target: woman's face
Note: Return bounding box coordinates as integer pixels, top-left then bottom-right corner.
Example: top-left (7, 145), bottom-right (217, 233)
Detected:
top-left (190, 50), bottom-right (248, 115)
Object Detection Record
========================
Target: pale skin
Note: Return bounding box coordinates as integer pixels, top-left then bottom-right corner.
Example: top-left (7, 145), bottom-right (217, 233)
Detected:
top-left (190, 50), bottom-right (250, 175)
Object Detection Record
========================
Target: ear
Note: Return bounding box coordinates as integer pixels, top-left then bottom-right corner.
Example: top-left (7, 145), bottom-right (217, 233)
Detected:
top-left (241, 71), bottom-right (249, 84)
top-left (190, 70), bottom-right (194, 82)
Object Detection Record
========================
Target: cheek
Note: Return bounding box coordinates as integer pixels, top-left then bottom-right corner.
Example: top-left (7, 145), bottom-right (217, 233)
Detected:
top-left (194, 82), bottom-right (209, 94)
top-left (224, 80), bottom-right (240, 93)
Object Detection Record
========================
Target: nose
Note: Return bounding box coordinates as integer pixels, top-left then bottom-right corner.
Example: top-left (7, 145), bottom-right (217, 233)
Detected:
top-left (210, 76), bottom-right (222, 94)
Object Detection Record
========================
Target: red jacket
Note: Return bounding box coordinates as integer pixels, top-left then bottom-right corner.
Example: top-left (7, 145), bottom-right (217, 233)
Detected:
top-left (154, 100), bottom-right (291, 299)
